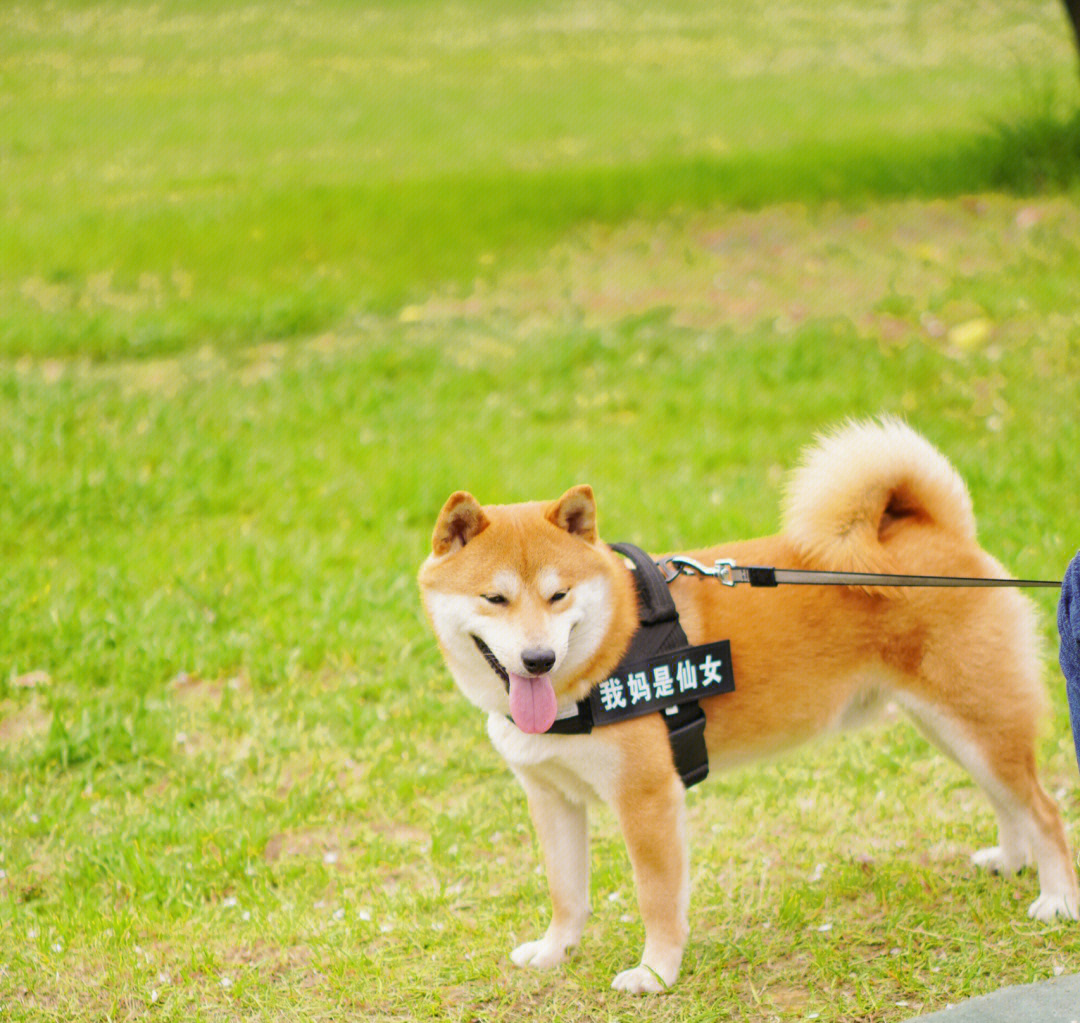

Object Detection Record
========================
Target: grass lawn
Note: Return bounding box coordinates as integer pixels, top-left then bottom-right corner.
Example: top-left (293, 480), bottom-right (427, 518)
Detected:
top-left (3, 2), bottom-right (1080, 1020)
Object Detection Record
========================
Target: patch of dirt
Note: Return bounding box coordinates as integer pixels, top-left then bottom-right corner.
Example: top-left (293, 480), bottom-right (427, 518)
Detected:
top-left (169, 671), bottom-right (250, 705)
top-left (401, 195), bottom-right (1080, 352)
top-left (263, 822), bottom-right (377, 864)
top-left (0, 697), bottom-right (50, 745)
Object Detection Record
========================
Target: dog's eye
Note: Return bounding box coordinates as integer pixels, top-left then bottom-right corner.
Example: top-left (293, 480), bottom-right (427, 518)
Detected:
top-left (482, 594), bottom-right (508, 605)
top-left (549, 590), bottom-right (568, 603)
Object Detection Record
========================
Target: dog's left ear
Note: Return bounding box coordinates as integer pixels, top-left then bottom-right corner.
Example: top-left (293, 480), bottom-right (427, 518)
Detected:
top-left (546, 485), bottom-right (598, 543)
top-left (432, 491), bottom-right (490, 555)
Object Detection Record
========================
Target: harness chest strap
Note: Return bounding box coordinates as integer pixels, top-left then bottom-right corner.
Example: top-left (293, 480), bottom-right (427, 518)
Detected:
top-left (541, 543), bottom-right (735, 788)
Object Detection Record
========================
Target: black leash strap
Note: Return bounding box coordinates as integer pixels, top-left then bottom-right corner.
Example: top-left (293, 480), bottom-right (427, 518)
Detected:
top-left (659, 556), bottom-right (1061, 589)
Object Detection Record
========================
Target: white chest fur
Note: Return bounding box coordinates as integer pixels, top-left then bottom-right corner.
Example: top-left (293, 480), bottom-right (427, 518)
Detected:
top-left (487, 712), bottom-right (620, 806)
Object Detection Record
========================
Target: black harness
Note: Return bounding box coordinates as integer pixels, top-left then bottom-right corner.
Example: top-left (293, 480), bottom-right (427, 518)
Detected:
top-left (516, 543), bottom-right (734, 788)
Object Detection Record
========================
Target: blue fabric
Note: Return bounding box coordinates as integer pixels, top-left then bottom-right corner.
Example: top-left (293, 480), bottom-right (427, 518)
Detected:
top-left (1058, 551), bottom-right (1080, 776)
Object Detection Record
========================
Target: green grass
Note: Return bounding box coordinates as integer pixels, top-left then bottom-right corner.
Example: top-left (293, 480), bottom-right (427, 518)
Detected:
top-left (5, 319), bottom-right (1080, 1021)
top-left (3, 0), bottom-right (1080, 358)
top-left (3, 1), bottom-right (1080, 1020)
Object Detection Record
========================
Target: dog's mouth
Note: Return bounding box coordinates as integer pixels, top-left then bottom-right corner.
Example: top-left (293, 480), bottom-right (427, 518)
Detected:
top-left (472, 634), bottom-right (509, 689)
top-left (471, 634), bottom-right (559, 734)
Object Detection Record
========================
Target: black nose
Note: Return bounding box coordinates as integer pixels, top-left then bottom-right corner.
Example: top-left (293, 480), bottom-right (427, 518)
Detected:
top-left (521, 647), bottom-right (556, 675)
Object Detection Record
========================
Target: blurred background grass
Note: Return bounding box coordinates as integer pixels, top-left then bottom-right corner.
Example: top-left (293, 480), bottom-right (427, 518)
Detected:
top-left (3, 0), bottom-right (1079, 358)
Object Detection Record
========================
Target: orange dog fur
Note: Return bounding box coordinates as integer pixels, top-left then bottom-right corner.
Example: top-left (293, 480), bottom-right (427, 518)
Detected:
top-left (418, 419), bottom-right (1078, 993)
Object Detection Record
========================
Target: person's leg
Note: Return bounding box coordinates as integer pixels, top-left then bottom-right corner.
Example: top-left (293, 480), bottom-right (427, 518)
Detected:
top-left (1057, 551), bottom-right (1080, 775)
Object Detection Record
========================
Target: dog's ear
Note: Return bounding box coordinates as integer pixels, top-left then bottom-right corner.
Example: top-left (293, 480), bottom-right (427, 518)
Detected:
top-left (546, 485), bottom-right (597, 543)
top-left (432, 492), bottom-right (490, 555)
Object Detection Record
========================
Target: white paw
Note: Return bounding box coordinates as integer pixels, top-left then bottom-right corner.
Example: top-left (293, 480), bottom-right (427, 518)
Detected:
top-left (972, 845), bottom-right (1028, 875)
top-left (511, 937), bottom-right (571, 970)
top-left (1028, 892), bottom-right (1080, 922)
top-left (611, 964), bottom-right (669, 995)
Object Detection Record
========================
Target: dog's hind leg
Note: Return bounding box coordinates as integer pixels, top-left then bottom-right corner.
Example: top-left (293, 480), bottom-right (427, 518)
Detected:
top-left (895, 689), bottom-right (1079, 922)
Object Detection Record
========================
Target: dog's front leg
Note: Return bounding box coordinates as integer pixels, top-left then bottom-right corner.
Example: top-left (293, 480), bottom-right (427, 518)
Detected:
top-left (611, 773), bottom-right (689, 993)
top-left (510, 771), bottom-right (590, 971)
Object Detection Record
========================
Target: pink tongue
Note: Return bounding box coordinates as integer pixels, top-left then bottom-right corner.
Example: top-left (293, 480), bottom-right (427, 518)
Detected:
top-left (508, 673), bottom-right (559, 734)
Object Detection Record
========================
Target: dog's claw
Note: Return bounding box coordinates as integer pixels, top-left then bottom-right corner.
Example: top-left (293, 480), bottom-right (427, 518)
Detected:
top-left (972, 845), bottom-right (1029, 875)
top-left (1028, 892), bottom-right (1080, 922)
top-left (611, 964), bottom-right (670, 995)
top-left (511, 937), bottom-right (571, 970)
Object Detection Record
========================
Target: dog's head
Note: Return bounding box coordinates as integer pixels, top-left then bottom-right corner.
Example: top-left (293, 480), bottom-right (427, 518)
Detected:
top-left (418, 486), bottom-right (636, 732)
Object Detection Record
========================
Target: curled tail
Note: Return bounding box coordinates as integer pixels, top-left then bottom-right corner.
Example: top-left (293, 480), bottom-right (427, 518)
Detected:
top-left (781, 419), bottom-right (976, 581)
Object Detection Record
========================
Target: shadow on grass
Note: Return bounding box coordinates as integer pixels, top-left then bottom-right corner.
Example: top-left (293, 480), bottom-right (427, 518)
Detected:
top-left (363, 109), bottom-right (1080, 303)
top-left (412, 110), bottom-right (1080, 222)
top-left (985, 107), bottom-right (1080, 192)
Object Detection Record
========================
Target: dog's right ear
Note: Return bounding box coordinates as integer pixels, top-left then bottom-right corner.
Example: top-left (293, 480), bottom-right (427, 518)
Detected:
top-left (546, 484), bottom-right (598, 543)
top-left (431, 492), bottom-right (490, 555)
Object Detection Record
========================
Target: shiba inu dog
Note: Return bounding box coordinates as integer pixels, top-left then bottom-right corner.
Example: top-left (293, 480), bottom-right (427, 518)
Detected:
top-left (418, 419), bottom-right (1078, 993)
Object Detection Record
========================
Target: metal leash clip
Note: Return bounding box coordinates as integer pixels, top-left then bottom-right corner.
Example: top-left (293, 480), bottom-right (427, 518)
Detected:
top-left (657, 555), bottom-right (738, 586)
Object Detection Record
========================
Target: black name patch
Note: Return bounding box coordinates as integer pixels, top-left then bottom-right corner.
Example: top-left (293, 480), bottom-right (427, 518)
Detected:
top-left (588, 639), bottom-right (734, 726)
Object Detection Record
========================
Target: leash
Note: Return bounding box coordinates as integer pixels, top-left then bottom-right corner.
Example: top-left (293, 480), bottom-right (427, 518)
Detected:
top-left (657, 556), bottom-right (1062, 589)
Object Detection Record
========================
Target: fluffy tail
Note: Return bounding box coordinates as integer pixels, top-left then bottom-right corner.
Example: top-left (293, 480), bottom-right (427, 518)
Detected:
top-left (781, 419), bottom-right (976, 578)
